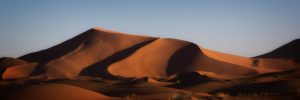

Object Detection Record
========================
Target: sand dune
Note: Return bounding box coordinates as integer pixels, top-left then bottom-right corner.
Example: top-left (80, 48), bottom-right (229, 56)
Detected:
top-left (108, 38), bottom-right (196, 78)
top-left (253, 39), bottom-right (300, 72)
top-left (189, 50), bottom-right (258, 75)
top-left (202, 46), bottom-right (299, 73)
top-left (2, 63), bottom-right (37, 79)
top-left (0, 58), bottom-right (27, 76)
top-left (15, 28), bottom-right (292, 79)
top-left (201, 48), bottom-right (253, 67)
top-left (0, 28), bottom-right (299, 99)
top-left (256, 39), bottom-right (300, 59)
top-left (0, 83), bottom-right (121, 100)
top-left (20, 28), bottom-right (156, 79)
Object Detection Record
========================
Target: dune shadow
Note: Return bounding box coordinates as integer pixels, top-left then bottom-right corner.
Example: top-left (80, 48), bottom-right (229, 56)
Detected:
top-left (166, 43), bottom-right (199, 76)
top-left (79, 39), bottom-right (157, 79)
top-left (22, 30), bottom-right (95, 76)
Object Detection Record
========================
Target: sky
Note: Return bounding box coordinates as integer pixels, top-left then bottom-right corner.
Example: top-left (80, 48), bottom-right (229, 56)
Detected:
top-left (0, 0), bottom-right (300, 57)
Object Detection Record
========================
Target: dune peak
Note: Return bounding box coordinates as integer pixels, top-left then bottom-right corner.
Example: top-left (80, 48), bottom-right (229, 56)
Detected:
top-left (289, 39), bottom-right (300, 44)
top-left (91, 27), bottom-right (124, 34)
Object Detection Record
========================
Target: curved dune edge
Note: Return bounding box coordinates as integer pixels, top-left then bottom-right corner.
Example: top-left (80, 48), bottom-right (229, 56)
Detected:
top-left (0, 57), bottom-right (28, 79)
top-left (108, 38), bottom-right (195, 78)
top-left (2, 63), bottom-right (38, 79)
top-left (1, 83), bottom-right (121, 100)
top-left (189, 50), bottom-right (258, 75)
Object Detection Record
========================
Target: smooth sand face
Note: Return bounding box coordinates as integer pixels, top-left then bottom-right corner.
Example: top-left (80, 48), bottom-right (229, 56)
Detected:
top-left (189, 50), bottom-right (258, 75)
top-left (200, 48), bottom-right (253, 67)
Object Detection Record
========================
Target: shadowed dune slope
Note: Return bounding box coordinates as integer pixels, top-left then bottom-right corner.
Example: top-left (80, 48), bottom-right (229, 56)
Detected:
top-left (255, 39), bottom-right (300, 59)
top-left (79, 39), bottom-right (156, 79)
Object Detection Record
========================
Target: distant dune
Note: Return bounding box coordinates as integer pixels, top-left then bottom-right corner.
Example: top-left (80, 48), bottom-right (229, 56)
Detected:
top-left (256, 39), bottom-right (300, 59)
top-left (0, 28), bottom-right (299, 99)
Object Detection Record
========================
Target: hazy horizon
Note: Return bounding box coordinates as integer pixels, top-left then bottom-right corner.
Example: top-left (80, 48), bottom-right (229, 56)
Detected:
top-left (1, 0), bottom-right (300, 57)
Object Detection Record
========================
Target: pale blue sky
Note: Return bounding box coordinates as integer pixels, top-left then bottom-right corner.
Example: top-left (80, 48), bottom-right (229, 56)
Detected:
top-left (0, 0), bottom-right (300, 57)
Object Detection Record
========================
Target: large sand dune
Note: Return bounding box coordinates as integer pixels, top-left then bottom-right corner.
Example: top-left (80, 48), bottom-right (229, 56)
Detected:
top-left (0, 28), bottom-right (299, 99)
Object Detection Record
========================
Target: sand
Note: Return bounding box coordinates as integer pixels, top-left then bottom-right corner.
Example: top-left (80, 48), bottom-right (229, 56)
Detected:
top-left (0, 27), bottom-right (299, 99)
